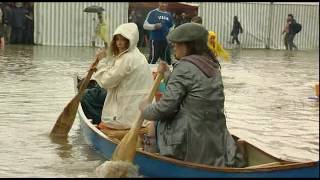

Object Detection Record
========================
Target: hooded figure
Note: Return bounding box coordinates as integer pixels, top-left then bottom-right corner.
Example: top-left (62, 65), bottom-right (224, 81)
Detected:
top-left (92, 23), bottom-right (153, 129)
top-left (207, 31), bottom-right (230, 61)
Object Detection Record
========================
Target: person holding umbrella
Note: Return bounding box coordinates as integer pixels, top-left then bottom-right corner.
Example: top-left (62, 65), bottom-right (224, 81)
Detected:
top-left (92, 12), bottom-right (108, 48)
top-left (84, 5), bottom-right (108, 48)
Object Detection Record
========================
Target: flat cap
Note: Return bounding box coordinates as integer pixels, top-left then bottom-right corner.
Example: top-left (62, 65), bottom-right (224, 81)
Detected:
top-left (168, 23), bottom-right (208, 43)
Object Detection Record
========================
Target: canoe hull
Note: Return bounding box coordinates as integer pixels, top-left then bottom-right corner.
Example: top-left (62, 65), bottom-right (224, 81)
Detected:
top-left (78, 106), bottom-right (319, 178)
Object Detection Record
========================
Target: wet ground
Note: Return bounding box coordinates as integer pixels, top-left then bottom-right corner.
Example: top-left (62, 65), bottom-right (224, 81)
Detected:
top-left (0, 45), bottom-right (318, 177)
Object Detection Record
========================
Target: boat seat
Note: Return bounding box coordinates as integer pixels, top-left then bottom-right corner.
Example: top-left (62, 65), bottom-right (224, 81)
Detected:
top-left (97, 123), bottom-right (148, 148)
top-left (97, 122), bottom-right (148, 139)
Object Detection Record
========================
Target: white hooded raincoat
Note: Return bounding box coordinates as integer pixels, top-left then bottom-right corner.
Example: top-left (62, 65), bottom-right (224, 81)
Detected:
top-left (92, 23), bottom-right (153, 129)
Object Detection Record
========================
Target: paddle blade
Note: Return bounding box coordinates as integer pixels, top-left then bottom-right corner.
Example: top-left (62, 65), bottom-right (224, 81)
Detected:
top-left (112, 129), bottom-right (139, 162)
top-left (50, 57), bottom-right (100, 138)
top-left (50, 94), bottom-right (81, 137)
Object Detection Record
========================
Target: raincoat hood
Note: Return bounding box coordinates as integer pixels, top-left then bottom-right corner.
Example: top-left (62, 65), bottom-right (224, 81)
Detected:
top-left (208, 31), bottom-right (217, 47)
top-left (112, 23), bottom-right (139, 52)
top-left (208, 31), bottom-right (230, 61)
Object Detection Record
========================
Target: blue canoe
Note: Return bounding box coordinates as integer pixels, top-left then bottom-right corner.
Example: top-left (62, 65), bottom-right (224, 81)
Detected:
top-left (74, 77), bottom-right (319, 178)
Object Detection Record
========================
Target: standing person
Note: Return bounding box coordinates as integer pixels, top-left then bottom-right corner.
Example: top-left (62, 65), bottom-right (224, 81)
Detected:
top-left (2, 3), bottom-right (13, 45)
top-left (172, 12), bottom-right (177, 25)
top-left (89, 23), bottom-right (153, 130)
top-left (230, 16), bottom-right (243, 45)
top-left (10, 2), bottom-right (27, 44)
top-left (24, 2), bottom-right (33, 44)
top-left (282, 19), bottom-right (290, 50)
top-left (282, 14), bottom-right (299, 51)
top-left (173, 13), bottom-right (181, 28)
top-left (128, 10), bottom-right (137, 23)
top-left (175, 12), bottom-right (188, 27)
top-left (143, 2), bottom-right (174, 65)
top-left (129, 10), bottom-right (144, 48)
top-left (91, 12), bottom-right (108, 48)
top-left (139, 23), bottom-right (246, 167)
top-left (0, 3), bottom-right (5, 49)
top-left (136, 11), bottom-right (145, 48)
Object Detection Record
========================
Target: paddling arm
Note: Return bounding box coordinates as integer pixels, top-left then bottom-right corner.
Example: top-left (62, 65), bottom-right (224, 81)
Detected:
top-left (92, 57), bottom-right (132, 89)
top-left (141, 62), bottom-right (191, 121)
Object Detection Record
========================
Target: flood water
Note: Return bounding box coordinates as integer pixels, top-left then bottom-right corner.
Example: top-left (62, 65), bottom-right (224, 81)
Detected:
top-left (0, 45), bottom-right (318, 177)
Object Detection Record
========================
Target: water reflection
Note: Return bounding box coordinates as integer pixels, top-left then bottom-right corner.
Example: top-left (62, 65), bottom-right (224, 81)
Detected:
top-left (229, 47), bottom-right (241, 62)
top-left (0, 46), bottom-right (36, 76)
top-left (50, 136), bottom-right (74, 159)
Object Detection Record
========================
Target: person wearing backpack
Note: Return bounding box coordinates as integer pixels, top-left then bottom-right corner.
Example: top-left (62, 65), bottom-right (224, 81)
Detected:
top-left (282, 14), bottom-right (300, 51)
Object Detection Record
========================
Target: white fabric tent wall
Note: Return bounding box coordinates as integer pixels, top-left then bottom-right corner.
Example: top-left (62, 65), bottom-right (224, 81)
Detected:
top-left (198, 2), bottom-right (319, 50)
top-left (269, 3), bottom-right (319, 50)
top-left (34, 2), bottom-right (128, 47)
top-left (33, 2), bottom-right (318, 50)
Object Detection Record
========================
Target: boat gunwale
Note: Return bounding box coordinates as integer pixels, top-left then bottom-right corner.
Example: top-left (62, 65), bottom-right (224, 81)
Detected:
top-left (74, 76), bottom-right (318, 174)
top-left (78, 105), bottom-right (318, 173)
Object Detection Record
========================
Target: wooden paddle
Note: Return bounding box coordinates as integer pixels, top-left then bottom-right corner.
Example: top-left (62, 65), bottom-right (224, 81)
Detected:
top-left (111, 72), bottom-right (164, 163)
top-left (50, 56), bottom-right (101, 137)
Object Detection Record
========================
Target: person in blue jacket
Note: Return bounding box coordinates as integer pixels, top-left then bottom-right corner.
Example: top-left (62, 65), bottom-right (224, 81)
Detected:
top-left (143, 2), bottom-right (174, 65)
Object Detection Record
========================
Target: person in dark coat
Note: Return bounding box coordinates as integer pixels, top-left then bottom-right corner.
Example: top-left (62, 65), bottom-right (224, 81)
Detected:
top-left (175, 12), bottom-right (189, 27)
top-left (0, 3), bottom-right (4, 49)
top-left (10, 2), bottom-right (27, 44)
top-left (2, 3), bottom-right (13, 44)
top-left (23, 2), bottom-right (33, 44)
top-left (230, 16), bottom-right (243, 45)
top-left (139, 23), bottom-right (246, 167)
top-left (80, 81), bottom-right (107, 125)
top-left (282, 14), bottom-right (298, 50)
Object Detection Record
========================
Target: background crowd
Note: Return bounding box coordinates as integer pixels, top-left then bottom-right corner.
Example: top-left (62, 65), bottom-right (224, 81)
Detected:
top-left (0, 2), bottom-right (34, 48)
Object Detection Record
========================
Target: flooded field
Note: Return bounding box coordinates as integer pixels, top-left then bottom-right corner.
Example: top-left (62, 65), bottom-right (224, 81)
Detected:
top-left (0, 45), bottom-right (318, 177)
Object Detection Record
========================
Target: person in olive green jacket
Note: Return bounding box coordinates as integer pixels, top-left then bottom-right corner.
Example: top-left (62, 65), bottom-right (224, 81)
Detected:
top-left (139, 23), bottom-right (246, 167)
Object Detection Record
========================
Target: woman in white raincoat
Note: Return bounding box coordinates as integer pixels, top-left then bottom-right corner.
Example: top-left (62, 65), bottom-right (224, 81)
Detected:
top-left (92, 23), bottom-right (153, 130)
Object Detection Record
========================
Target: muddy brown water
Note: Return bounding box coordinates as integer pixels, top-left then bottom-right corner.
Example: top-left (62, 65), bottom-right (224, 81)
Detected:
top-left (0, 45), bottom-right (318, 177)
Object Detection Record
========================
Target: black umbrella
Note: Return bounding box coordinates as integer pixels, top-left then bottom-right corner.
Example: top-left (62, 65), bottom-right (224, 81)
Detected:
top-left (83, 5), bottom-right (104, 13)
